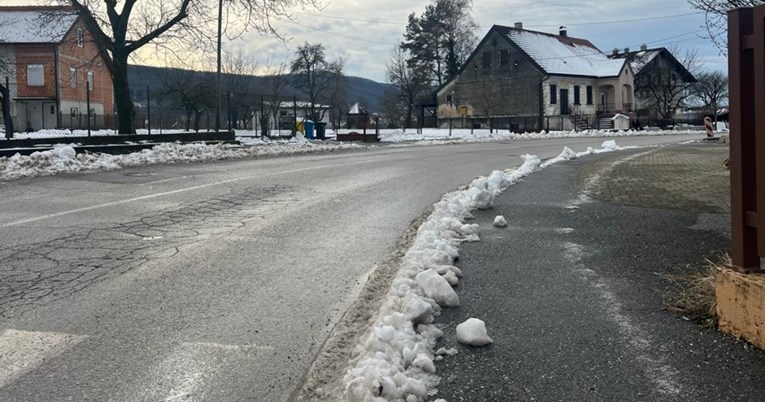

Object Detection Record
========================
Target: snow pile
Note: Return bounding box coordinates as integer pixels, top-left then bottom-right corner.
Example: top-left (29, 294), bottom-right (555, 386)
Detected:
top-left (456, 318), bottom-right (493, 346)
top-left (342, 154), bottom-right (542, 402)
top-left (378, 128), bottom-right (701, 144)
top-left (493, 215), bottom-right (508, 228)
top-left (0, 139), bottom-right (361, 181)
top-left (343, 141), bottom-right (632, 401)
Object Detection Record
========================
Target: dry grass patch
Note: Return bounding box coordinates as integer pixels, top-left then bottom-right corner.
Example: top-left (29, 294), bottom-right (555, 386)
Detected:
top-left (662, 253), bottom-right (730, 328)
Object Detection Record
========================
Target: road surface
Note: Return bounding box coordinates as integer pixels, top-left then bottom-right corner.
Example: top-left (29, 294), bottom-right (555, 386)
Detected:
top-left (0, 135), bottom-right (699, 401)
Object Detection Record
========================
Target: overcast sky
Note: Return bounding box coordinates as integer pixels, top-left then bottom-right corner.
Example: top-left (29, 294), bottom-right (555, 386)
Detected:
top-left (6, 0), bottom-right (726, 82)
top-left (231, 0), bottom-right (726, 82)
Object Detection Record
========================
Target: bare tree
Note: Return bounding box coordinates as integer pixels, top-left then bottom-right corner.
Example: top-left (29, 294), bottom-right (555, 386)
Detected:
top-left (57, 0), bottom-right (320, 134)
top-left (290, 42), bottom-right (344, 122)
top-left (693, 71), bottom-right (729, 122)
top-left (159, 65), bottom-right (214, 131)
top-left (687, 0), bottom-right (764, 53)
top-left (0, 22), bottom-right (13, 135)
top-left (222, 49), bottom-right (258, 129)
top-left (637, 47), bottom-right (701, 120)
top-left (462, 75), bottom-right (504, 133)
top-left (386, 46), bottom-right (430, 129)
top-left (260, 58), bottom-right (289, 137)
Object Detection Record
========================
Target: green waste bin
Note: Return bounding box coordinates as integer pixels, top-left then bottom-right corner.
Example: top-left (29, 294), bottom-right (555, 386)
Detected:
top-left (315, 122), bottom-right (327, 140)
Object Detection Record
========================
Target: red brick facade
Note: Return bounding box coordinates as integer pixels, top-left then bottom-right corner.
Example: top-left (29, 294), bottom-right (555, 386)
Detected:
top-left (1, 6), bottom-right (114, 131)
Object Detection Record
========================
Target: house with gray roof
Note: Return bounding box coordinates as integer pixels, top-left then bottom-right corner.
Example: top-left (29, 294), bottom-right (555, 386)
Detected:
top-left (436, 23), bottom-right (635, 131)
top-left (610, 46), bottom-right (697, 121)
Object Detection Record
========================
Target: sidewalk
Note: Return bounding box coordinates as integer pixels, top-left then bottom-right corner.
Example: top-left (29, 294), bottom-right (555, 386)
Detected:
top-left (433, 142), bottom-right (765, 401)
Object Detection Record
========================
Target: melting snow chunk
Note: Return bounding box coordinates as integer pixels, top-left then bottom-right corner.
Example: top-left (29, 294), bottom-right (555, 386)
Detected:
top-left (493, 215), bottom-right (508, 227)
top-left (456, 318), bottom-right (493, 346)
top-left (415, 270), bottom-right (460, 307)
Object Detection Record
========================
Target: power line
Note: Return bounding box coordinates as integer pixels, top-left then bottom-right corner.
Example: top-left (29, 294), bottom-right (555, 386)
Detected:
top-left (289, 10), bottom-right (704, 29)
top-left (286, 20), bottom-right (393, 46)
top-left (530, 11), bottom-right (704, 27)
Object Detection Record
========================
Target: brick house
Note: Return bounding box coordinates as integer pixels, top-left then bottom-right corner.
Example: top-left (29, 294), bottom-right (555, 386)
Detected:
top-left (437, 24), bottom-right (635, 131)
top-left (0, 6), bottom-right (113, 132)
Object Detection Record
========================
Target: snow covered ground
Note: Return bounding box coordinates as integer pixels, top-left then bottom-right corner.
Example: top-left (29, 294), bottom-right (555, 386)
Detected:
top-left (342, 141), bottom-right (638, 402)
top-left (3, 128), bottom-right (297, 139)
top-left (2, 127), bottom-right (708, 143)
top-left (377, 128), bottom-right (706, 144)
top-left (0, 126), bottom-right (707, 183)
top-left (0, 136), bottom-right (360, 182)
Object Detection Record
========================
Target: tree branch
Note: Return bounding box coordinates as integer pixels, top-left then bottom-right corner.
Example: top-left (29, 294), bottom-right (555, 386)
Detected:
top-left (125, 0), bottom-right (191, 53)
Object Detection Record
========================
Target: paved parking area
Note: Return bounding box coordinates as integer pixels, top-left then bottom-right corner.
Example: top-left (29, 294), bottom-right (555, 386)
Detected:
top-left (579, 143), bottom-right (730, 213)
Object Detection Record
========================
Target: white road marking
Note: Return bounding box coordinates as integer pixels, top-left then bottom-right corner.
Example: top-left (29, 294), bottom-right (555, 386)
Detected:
top-left (562, 241), bottom-right (683, 396)
top-left (0, 160), bottom-right (367, 228)
top-left (0, 329), bottom-right (86, 388)
top-left (141, 176), bottom-right (194, 185)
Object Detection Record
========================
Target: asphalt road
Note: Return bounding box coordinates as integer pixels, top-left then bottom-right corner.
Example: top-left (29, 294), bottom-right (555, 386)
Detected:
top-left (0, 134), bottom-right (700, 401)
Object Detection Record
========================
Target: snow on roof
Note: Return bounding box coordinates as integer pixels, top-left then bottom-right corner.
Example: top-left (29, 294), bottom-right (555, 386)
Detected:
top-left (348, 102), bottom-right (368, 115)
top-left (278, 101), bottom-right (331, 109)
top-left (504, 27), bottom-right (625, 78)
top-left (614, 49), bottom-right (662, 74)
top-left (0, 7), bottom-right (78, 44)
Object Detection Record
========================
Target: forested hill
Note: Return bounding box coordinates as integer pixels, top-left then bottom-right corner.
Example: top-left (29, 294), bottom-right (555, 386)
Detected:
top-left (127, 65), bottom-right (390, 112)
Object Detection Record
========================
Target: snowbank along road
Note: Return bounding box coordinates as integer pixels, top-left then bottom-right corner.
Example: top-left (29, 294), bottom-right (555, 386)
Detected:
top-left (0, 134), bottom-right (699, 401)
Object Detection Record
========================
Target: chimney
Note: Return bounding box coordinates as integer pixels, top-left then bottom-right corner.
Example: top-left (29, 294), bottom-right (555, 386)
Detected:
top-left (559, 26), bottom-right (567, 37)
top-left (624, 47), bottom-right (630, 54)
top-left (514, 22), bottom-right (523, 29)
top-left (640, 43), bottom-right (648, 51)
top-left (612, 48), bottom-right (619, 57)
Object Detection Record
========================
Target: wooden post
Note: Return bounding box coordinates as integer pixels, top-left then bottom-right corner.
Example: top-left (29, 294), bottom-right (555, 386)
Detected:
top-left (729, 6), bottom-right (762, 271)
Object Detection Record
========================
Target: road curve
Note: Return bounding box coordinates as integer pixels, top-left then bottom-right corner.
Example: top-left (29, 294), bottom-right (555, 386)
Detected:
top-left (0, 134), bottom-right (700, 401)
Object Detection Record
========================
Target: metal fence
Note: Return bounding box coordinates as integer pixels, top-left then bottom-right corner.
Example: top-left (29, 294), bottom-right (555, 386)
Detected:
top-left (729, 5), bottom-right (764, 272)
top-left (0, 78), bottom-right (334, 139)
top-left (0, 73), bottom-right (115, 138)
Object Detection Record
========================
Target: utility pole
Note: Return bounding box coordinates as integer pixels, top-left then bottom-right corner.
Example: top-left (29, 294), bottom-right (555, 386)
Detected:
top-left (215, 0), bottom-right (223, 133)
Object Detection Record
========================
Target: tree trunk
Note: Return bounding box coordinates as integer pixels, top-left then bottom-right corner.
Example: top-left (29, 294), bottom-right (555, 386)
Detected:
top-left (0, 83), bottom-right (13, 137)
top-left (405, 103), bottom-right (414, 129)
top-left (112, 51), bottom-right (136, 134)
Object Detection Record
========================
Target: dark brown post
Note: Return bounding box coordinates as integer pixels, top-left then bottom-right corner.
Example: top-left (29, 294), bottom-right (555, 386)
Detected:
top-left (729, 7), bottom-right (762, 271)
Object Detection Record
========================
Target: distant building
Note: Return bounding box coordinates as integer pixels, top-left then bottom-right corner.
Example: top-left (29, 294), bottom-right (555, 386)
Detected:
top-left (346, 102), bottom-right (369, 129)
top-left (0, 6), bottom-right (114, 132)
top-left (610, 46), bottom-right (696, 121)
top-left (248, 100), bottom-right (331, 132)
top-left (437, 23), bottom-right (635, 131)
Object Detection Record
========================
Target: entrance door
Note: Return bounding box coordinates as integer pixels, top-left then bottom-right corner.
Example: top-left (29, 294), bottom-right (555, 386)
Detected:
top-left (600, 93), bottom-right (607, 112)
top-left (560, 89), bottom-right (569, 115)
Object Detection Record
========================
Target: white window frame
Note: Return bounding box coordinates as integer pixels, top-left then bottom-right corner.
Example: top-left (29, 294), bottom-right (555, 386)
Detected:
top-left (69, 67), bottom-right (77, 88)
top-left (27, 64), bottom-right (44, 87)
top-left (87, 71), bottom-right (94, 91)
top-left (76, 28), bottom-right (84, 47)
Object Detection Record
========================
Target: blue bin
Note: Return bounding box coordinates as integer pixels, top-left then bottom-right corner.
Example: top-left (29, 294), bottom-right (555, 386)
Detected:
top-left (304, 120), bottom-right (315, 139)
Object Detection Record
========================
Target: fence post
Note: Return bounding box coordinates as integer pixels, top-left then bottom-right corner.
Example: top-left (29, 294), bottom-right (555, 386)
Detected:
top-left (729, 6), bottom-right (761, 271)
top-left (292, 97), bottom-right (297, 137)
top-left (2, 76), bottom-right (12, 138)
top-left (146, 86), bottom-right (151, 135)
top-left (86, 79), bottom-right (91, 137)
